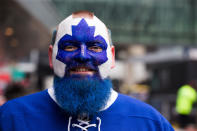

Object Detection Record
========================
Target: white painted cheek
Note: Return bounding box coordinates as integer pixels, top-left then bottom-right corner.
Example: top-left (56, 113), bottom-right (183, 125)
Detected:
top-left (98, 47), bottom-right (112, 79)
top-left (53, 59), bottom-right (66, 78)
top-left (52, 43), bottom-right (66, 78)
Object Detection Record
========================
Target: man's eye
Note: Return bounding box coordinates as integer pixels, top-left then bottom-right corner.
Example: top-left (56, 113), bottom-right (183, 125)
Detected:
top-left (64, 46), bottom-right (78, 51)
top-left (88, 46), bottom-right (103, 52)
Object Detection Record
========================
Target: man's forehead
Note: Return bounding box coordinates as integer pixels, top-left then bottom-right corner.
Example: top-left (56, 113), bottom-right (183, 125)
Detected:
top-left (55, 13), bottom-right (110, 45)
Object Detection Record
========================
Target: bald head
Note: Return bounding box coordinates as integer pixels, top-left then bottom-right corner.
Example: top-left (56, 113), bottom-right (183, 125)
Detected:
top-left (72, 11), bottom-right (94, 19)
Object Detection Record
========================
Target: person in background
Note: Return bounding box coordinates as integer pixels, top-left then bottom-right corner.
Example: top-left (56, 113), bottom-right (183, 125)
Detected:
top-left (0, 94), bottom-right (6, 106)
top-left (4, 83), bottom-right (27, 101)
top-left (0, 11), bottom-right (174, 131)
top-left (176, 80), bottom-right (197, 129)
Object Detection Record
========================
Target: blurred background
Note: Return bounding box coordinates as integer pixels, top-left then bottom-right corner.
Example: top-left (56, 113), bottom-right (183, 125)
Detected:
top-left (0, 0), bottom-right (197, 130)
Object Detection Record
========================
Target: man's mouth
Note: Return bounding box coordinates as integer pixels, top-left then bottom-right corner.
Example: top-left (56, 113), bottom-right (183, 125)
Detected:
top-left (69, 67), bottom-right (95, 76)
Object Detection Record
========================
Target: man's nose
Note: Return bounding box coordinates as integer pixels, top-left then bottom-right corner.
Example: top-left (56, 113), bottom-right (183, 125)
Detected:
top-left (74, 44), bottom-right (91, 62)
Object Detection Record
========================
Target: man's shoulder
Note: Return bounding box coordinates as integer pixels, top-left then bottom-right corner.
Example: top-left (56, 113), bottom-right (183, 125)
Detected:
top-left (113, 93), bottom-right (172, 126)
top-left (101, 93), bottom-right (174, 130)
top-left (116, 93), bottom-right (160, 115)
top-left (105, 94), bottom-right (173, 131)
top-left (2, 90), bottom-right (47, 105)
top-left (0, 90), bottom-right (49, 115)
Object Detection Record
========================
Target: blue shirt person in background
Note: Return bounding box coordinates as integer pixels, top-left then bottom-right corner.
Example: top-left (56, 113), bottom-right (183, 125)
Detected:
top-left (0, 11), bottom-right (174, 131)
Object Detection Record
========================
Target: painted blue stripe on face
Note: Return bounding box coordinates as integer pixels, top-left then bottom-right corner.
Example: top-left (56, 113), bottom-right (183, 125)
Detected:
top-left (56, 19), bottom-right (109, 77)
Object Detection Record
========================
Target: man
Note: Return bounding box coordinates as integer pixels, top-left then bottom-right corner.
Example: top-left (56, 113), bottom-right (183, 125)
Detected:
top-left (0, 11), bottom-right (174, 131)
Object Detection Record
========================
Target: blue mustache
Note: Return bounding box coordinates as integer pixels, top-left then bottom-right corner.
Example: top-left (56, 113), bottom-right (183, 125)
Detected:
top-left (64, 61), bottom-right (101, 78)
top-left (66, 62), bottom-right (98, 72)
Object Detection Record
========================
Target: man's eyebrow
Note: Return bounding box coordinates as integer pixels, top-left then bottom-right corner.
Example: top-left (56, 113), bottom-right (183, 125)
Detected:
top-left (87, 40), bottom-right (103, 44)
top-left (62, 40), bottom-right (80, 44)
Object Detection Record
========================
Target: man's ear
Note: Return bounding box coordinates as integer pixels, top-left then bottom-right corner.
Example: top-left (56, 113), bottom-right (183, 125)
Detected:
top-left (111, 46), bottom-right (115, 69)
top-left (48, 45), bottom-right (53, 69)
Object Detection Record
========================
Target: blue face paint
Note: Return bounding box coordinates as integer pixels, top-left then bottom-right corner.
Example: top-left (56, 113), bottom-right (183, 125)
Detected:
top-left (56, 19), bottom-right (108, 78)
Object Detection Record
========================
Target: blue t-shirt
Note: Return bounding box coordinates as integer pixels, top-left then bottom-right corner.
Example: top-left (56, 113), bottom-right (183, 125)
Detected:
top-left (0, 90), bottom-right (174, 131)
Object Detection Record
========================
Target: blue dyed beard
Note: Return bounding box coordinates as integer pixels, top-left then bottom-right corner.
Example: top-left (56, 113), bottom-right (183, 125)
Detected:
top-left (53, 75), bottom-right (112, 117)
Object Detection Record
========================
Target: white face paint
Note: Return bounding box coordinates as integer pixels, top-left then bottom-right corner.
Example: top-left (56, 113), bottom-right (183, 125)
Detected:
top-left (52, 14), bottom-right (113, 79)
